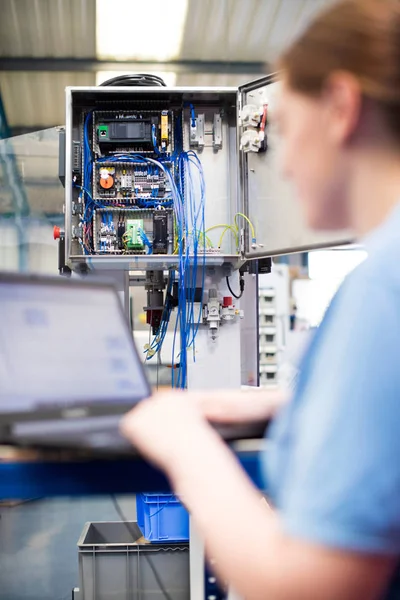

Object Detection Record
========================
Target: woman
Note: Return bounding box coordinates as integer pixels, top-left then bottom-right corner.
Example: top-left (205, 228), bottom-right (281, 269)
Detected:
top-left (122, 1), bottom-right (400, 598)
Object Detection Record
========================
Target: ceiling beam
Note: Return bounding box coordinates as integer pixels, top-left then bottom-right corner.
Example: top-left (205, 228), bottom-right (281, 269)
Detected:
top-left (0, 57), bottom-right (267, 75)
top-left (10, 125), bottom-right (57, 137)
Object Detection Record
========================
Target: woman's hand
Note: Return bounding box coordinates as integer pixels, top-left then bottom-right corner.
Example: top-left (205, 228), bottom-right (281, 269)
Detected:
top-left (120, 391), bottom-right (217, 473)
top-left (196, 388), bottom-right (288, 424)
top-left (120, 388), bottom-right (288, 473)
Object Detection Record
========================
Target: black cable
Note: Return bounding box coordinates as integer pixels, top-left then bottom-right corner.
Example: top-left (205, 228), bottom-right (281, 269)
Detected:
top-left (111, 495), bottom-right (173, 600)
top-left (100, 74), bottom-right (167, 87)
top-left (226, 274), bottom-right (245, 299)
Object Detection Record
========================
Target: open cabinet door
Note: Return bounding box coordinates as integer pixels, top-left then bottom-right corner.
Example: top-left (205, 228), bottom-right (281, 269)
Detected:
top-left (238, 76), bottom-right (353, 258)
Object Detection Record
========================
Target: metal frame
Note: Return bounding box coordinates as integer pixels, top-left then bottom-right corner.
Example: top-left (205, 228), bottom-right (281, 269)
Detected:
top-left (0, 57), bottom-right (268, 75)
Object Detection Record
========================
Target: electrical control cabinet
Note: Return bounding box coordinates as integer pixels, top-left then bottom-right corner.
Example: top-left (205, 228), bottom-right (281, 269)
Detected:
top-left (64, 77), bottom-right (352, 273)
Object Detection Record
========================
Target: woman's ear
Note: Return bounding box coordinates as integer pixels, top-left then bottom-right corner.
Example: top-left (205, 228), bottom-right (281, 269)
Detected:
top-left (322, 71), bottom-right (362, 146)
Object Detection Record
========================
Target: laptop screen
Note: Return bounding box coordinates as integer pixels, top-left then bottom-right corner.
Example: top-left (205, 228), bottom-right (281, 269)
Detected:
top-left (0, 278), bottom-right (150, 414)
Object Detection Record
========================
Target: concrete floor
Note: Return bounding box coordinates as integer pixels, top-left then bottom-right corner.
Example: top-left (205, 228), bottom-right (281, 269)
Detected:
top-left (0, 496), bottom-right (137, 600)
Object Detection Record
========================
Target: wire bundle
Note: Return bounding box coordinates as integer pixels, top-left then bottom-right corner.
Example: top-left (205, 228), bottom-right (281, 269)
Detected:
top-left (79, 111), bottom-right (253, 389)
top-left (144, 271), bottom-right (175, 360)
top-left (137, 150), bottom-right (206, 387)
top-left (72, 111), bottom-right (96, 253)
top-left (168, 151), bottom-right (206, 388)
top-left (205, 212), bottom-right (256, 252)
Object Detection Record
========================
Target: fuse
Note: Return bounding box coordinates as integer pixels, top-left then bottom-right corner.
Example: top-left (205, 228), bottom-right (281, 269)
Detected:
top-left (161, 110), bottom-right (169, 147)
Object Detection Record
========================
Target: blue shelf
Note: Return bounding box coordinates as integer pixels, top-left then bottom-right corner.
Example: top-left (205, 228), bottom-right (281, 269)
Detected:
top-left (0, 451), bottom-right (263, 499)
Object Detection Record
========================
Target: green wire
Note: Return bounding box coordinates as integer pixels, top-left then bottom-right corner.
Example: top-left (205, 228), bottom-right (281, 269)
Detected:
top-left (234, 212), bottom-right (256, 239)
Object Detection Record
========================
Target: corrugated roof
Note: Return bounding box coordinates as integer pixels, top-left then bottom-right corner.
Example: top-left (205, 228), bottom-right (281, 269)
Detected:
top-left (0, 0), bottom-right (96, 58)
top-left (0, 0), bottom-right (333, 130)
top-left (179, 0), bottom-right (330, 63)
top-left (0, 0), bottom-right (96, 127)
top-left (0, 71), bottom-right (96, 127)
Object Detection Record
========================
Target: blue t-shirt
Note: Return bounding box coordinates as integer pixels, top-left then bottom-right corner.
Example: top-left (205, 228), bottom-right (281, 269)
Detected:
top-left (264, 205), bottom-right (400, 597)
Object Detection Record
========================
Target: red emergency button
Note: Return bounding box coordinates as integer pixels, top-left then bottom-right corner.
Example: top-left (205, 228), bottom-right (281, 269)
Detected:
top-left (53, 226), bottom-right (61, 240)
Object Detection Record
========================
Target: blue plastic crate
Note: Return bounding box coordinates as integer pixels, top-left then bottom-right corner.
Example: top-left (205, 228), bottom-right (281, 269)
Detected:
top-left (136, 493), bottom-right (189, 542)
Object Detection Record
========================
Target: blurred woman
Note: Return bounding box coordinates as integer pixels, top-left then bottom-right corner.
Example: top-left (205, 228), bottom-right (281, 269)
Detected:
top-left (122, 1), bottom-right (400, 598)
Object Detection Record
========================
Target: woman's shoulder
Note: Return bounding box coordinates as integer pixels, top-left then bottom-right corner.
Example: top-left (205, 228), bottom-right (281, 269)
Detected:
top-left (344, 239), bottom-right (400, 295)
top-left (354, 206), bottom-right (400, 290)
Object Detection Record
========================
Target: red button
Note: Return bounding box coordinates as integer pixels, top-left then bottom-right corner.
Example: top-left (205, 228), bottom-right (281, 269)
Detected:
top-left (223, 296), bottom-right (233, 307)
top-left (53, 226), bottom-right (61, 240)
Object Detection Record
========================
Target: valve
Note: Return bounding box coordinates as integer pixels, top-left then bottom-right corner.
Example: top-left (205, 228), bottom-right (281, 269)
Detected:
top-left (203, 290), bottom-right (244, 341)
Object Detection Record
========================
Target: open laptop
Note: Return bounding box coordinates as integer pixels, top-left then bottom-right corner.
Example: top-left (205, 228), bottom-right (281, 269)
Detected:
top-left (0, 272), bottom-right (267, 455)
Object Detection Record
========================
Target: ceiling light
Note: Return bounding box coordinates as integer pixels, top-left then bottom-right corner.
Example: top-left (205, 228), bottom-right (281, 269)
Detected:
top-left (96, 0), bottom-right (188, 61)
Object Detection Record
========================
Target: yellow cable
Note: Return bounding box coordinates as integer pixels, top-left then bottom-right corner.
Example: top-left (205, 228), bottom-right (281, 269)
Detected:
top-left (234, 212), bottom-right (256, 239)
top-left (218, 226), bottom-right (239, 249)
top-left (205, 224), bottom-right (238, 239)
top-left (205, 235), bottom-right (213, 248)
top-left (205, 224), bottom-right (232, 235)
top-left (194, 230), bottom-right (214, 249)
top-left (205, 224), bottom-right (240, 250)
top-left (218, 227), bottom-right (231, 248)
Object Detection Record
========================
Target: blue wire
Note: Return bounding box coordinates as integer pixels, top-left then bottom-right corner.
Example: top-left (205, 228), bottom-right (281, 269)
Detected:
top-left (151, 124), bottom-right (163, 157)
top-left (189, 104), bottom-right (196, 128)
top-left (138, 228), bottom-right (153, 254)
top-left (81, 117), bottom-right (203, 386)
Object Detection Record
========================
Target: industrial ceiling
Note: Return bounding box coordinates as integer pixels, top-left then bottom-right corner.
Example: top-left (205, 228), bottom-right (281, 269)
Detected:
top-left (0, 0), bottom-right (331, 132)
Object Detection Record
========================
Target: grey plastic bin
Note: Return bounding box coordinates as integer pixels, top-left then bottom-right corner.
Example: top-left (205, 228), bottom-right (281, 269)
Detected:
top-left (77, 521), bottom-right (189, 600)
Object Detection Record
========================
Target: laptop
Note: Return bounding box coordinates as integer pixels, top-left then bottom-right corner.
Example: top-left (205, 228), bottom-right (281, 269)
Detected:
top-left (0, 272), bottom-right (267, 455)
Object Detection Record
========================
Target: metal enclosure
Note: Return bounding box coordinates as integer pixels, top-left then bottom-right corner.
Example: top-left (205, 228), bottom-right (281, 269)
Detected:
top-left (65, 86), bottom-right (241, 272)
top-left (238, 76), bottom-right (353, 257)
top-left (64, 79), bottom-right (353, 273)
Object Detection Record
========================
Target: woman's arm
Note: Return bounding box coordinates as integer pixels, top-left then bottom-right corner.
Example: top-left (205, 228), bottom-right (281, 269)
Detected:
top-left (195, 387), bottom-right (288, 424)
top-left (121, 393), bottom-right (395, 600)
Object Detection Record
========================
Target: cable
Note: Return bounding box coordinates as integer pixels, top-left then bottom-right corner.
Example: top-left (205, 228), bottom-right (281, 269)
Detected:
top-left (138, 228), bottom-right (153, 254)
top-left (111, 495), bottom-right (173, 600)
top-left (81, 79), bottom-right (204, 384)
top-left (205, 224), bottom-right (239, 250)
top-left (189, 103), bottom-right (196, 127)
top-left (99, 74), bottom-right (167, 87)
top-left (218, 226), bottom-right (239, 249)
top-left (205, 223), bottom-right (232, 234)
top-left (151, 123), bottom-right (162, 157)
top-left (144, 270), bottom-right (175, 361)
top-left (234, 212), bottom-right (256, 239)
top-left (226, 273), bottom-right (245, 299)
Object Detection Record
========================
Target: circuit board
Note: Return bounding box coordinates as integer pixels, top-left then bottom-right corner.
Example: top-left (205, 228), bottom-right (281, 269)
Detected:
top-left (94, 162), bottom-right (169, 204)
top-left (76, 108), bottom-right (177, 255)
top-left (94, 207), bottom-right (173, 255)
